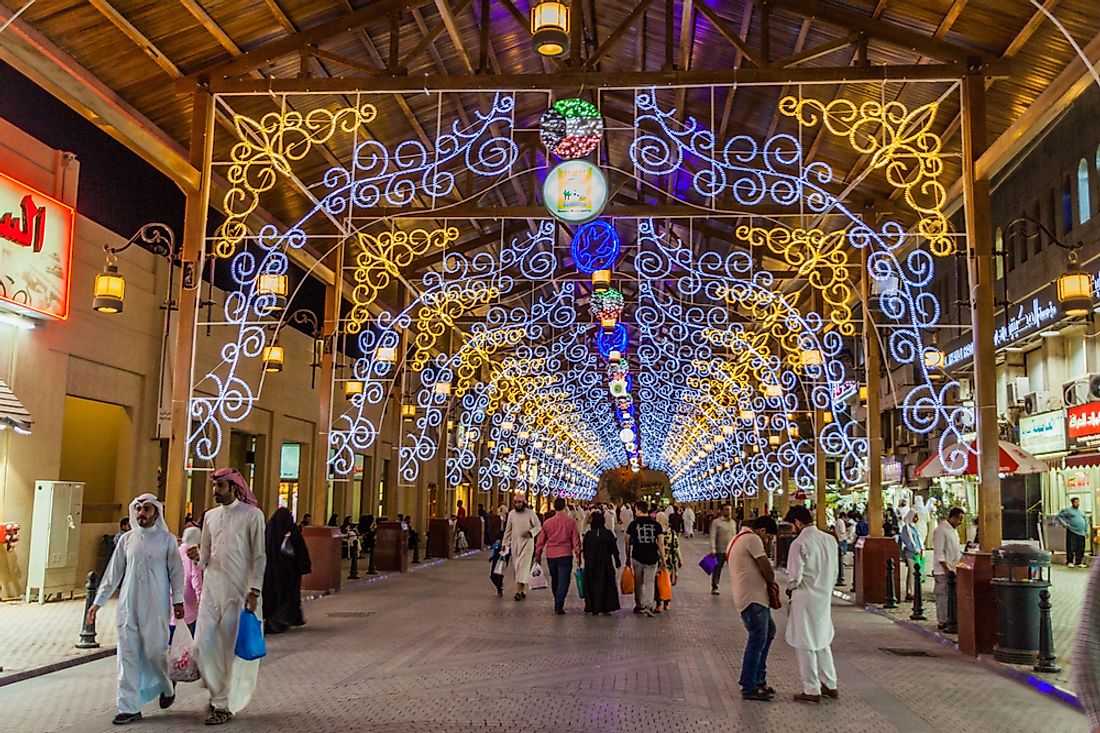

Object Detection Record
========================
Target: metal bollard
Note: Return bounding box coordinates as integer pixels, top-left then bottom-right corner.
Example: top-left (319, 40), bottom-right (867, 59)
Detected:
top-left (836, 544), bottom-right (845, 587)
top-left (75, 571), bottom-right (100, 649)
top-left (367, 541), bottom-right (378, 575)
top-left (945, 572), bottom-right (958, 634)
top-left (424, 531), bottom-right (432, 561)
top-left (884, 558), bottom-right (898, 609)
top-left (412, 538), bottom-right (421, 564)
top-left (1034, 587), bottom-right (1061, 673)
top-left (910, 561), bottom-right (927, 621)
top-left (348, 539), bottom-right (360, 580)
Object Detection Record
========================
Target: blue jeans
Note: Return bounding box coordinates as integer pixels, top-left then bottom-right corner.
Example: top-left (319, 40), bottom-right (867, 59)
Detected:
top-left (547, 556), bottom-right (573, 611)
top-left (739, 603), bottom-right (776, 694)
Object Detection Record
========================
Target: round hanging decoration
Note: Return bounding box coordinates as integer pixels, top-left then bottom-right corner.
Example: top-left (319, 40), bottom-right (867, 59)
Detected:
top-left (543, 160), bottom-right (608, 223)
top-left (570, 219), bottom-right (620, 274)
top-left (609, 379), bottom-right (628, 397)
top-left (619, 427), bottom-right (636, 443)
top-left (589, 287), bottom-right (624, 323)
top-left (539, 98), bottom-right (604, 159)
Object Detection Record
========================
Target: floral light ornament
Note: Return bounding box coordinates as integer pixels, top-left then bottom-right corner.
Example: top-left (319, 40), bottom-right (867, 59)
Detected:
top-left (540, 98), bottom-right (604, 160)
top-left (590, 287), bottom-right (624, 329)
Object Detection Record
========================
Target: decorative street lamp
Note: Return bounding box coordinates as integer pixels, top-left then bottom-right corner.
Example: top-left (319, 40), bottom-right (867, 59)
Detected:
top-left (1007, 216), bottom-right (1093, 317)
top-left (531, 0), bottom-right (569, 58)
top-left (93, 223), bottom-right (178, 314)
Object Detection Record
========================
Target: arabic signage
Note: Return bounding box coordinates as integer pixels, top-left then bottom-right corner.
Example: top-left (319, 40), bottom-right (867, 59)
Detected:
top-left (1068, 402), bottom-right (1100, 448)
top-left (0, 170), bottom-right (74, 320)
top-left (944, 296), bottom-right (1061, 369)
top-left (1019, 409), bottom-right (1066, 455)
top-left (542, 160), bottom-right (608, 223)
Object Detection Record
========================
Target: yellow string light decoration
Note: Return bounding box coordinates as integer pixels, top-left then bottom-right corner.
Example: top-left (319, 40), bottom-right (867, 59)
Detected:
top-left (346, 226), bottom-right (461, 334)
top-left (777, 95), bottom-right (954, 256)
top-left (736, 224), bottom-right (856, 336)
top-left (409, 280), bottom-right (499, 372)
top-left (213, 104), bottom-right (377, 258)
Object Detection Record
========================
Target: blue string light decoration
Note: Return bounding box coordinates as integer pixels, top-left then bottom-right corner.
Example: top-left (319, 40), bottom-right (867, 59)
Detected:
top-left (595, 322), bottom-right (629, 358)
top-left (571, 219), bottom-right (621, 274)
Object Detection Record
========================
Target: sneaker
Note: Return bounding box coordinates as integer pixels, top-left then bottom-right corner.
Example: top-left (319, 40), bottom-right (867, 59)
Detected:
top-left (112, 713), bottom-right (142, 725)
top-left (741, 689), bottom-right (773, 701)
top-left (821, 686), bottom-right (839, 699)
top-left (793, 693), bottom-right (821, 704)
top-left (711, 588), bottom-right (720, 595)
top-left (757, 685), bottom-right (776, 696)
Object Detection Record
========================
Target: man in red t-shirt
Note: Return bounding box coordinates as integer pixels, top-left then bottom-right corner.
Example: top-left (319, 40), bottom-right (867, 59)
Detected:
top-left (534, 497), bottom-right (582, 614)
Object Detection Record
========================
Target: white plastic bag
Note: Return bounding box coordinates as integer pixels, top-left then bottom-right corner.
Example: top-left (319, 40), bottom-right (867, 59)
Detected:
top-left (528, 562), bottom-right (548, 590)
top-left (168, 622), bottom-right (201, 683)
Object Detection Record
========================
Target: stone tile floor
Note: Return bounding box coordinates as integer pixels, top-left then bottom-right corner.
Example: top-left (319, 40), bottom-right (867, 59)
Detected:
top-left (0, 537), bottom-right (1085, 732)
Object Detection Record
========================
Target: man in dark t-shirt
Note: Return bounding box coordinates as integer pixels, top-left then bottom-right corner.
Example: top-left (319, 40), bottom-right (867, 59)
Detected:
top-left (625, 500), bottom-right (665, 616)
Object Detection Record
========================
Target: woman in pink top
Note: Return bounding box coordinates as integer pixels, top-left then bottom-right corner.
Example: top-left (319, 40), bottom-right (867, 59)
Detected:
top-left (170, 526), bottom-right (203, 640)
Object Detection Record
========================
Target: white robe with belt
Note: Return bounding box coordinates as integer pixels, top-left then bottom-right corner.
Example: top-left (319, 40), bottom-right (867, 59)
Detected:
top-left (193, 500), bottom-right (267, 713)
top-left (785, 526), bottom-right (838, 651)
top-left (502, 508), bottom-right (541, 585)
top-left (94, 522), bottom-right (184, 714)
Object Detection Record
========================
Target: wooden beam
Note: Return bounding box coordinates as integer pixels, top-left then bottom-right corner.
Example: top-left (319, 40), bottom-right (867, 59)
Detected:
top-left (399, 0), bottom-right (473, 71)
top-left (774, 31), bottom-right (861, 68)
top-left (184, 0), bottom-right (412, 81)
top-left (179, 0), bottom-right (239, 56)
top-left (677, 0), bottom-right (695, 72)
top-left (694, 1), bottom-right (769, 69)
top-left (434, 0), bottom-right (475, 74)
top-left (199, 62), bottom-right (979, 93)
top-left (0, 5), bottom-right (200, 192)
top-left (587, 0), bottom-right (655, 69)
top-left (768, 0), bottom-right (991, 62)
top-left (88, 0), bottom-right (182, 78)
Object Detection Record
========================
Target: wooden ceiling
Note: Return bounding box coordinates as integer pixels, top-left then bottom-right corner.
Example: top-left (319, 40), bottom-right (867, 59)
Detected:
top-left (3, 0), bottom-right (1099, 270)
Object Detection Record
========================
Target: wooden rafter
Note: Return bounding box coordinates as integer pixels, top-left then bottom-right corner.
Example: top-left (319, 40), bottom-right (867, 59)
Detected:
top-left (434, 0), bottom-right (476, 74)
top-left (694, 1), bottom-right (768, 69)
top-left (587, 0), bottom-right (655, 69)
top-left (88, 0), bottom-right (181, 78)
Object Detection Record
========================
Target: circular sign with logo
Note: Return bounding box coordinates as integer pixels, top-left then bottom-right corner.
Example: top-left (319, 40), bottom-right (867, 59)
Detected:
top-left (542, 160), bottom-right (608, 223)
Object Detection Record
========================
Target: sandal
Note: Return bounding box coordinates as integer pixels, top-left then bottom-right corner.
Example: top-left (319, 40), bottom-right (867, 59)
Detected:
top-left (205, 709), bottom-right (233, 726)
top-left (514, 592), bottom-right (524, 601)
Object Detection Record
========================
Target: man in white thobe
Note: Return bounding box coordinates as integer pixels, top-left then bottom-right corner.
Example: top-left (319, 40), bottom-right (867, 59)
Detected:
top-left (502, 493), bottom-right (542, 600)
top-left (89, 494), bottom-right (184, 725)
top-left (683, 506), bottom-right (695, 539)
top-left (602, 503), bottom-right (616, 536)
top-left (784, 505), bottom-right (840, 704)
top-left (188, 468), bottom-right (267, 725)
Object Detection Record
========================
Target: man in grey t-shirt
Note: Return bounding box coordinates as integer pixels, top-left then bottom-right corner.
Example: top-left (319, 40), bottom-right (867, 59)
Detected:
top-left (710, 504), bottom-right (738, 595)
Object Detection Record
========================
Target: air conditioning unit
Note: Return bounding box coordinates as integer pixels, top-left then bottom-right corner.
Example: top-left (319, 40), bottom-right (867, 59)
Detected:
top-left (1089, 373), bottom-right (1100, 401)
top-left (957, 377), bottom-right (973, 402)
top-left (1023, 391), bottom-right (1048, 416)
top-left (1007, 377), bottom-right (1031, 406)
top-left (1064, 379), bottom-right (1090, 407)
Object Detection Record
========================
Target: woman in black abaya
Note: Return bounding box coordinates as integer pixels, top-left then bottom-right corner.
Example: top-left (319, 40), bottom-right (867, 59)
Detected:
top-left (263, 507), bottom-right (312, 633)
top-left (582, 511), bottom-right (621, 614)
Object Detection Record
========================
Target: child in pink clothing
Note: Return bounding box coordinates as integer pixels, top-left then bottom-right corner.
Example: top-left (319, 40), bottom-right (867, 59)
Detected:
top-left (170, 526), bottom-right (203, 640)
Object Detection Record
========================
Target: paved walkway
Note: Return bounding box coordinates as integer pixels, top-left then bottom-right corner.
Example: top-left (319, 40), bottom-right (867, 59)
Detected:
top-left (0, 597), bottom-right (117, 676)
top-left (0, 536), bottom-right (1085, 732)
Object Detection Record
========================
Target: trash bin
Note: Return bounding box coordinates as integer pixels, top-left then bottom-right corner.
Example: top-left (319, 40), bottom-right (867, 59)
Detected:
top-left (991, 543), bottom-right (1052, 665)
top-left (775, 522), bottom-right (796, 568)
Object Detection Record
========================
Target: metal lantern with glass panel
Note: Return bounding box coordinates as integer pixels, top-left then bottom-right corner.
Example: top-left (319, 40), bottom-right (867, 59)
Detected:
top-left (92, 223), bottom-right (177, 314)
top-left (262, 341), bottom-right (284, 372)
top-left (530, 0), bottom-right (569, 58)
top-left (257, 273), bottom-right (288, 311)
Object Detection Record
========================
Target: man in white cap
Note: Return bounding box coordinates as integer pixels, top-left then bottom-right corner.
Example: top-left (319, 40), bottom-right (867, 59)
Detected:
top-left (187, 468), bottom-right (267, 725)
top-left (87, 494), bottom-right (185, 725)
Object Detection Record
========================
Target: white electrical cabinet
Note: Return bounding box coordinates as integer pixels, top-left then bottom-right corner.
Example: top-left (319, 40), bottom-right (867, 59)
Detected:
top-left (25, 480), bottom-right (84, 603)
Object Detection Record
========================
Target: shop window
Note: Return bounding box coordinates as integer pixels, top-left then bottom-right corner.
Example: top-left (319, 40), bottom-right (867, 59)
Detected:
top-left (1080, 159), bottom-right (1093, 225)
top-left (1062, 176), bottom-right (1074, 234)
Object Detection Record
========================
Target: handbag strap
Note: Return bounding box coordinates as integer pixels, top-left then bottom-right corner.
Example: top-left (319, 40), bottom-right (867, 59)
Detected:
top-left (725, 529), bottom-right (750, 562)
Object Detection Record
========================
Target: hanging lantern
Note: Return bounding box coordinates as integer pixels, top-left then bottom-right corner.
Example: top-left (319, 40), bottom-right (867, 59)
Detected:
top-left (1058, 252), bottom-right (1093, 317)
top-left (401, 404), bottom-right (417, 418)
top-left (518, 430), bottom-right (531, 439)
top-left (592, 269), bottom-right (612, 290)
top-left (788, 425), bottom-right (799, 438)
top-left (501, 420), bottom-right (515, 431)
top-left (376, 345), bottom-right (398, 363)
top-left (344, 380), bottom-right (364, 398)
top-left (765, 383), bottom-right (783, 398)
top-left (822, 411), bottom-right (834, 424)
top-left (93, 263), bottom-right (126, 314)
top-left (739, 409), bottom-right (754, 422)
top-left (768, 435), bottom-right (780, 446)
top-left (923, 348), bottom-right (945, 369)
top-left (487, 440), bottom-right (496, 448)
top-left (799, 348), bottom-right (823, 366)
top-left (859, 385), bottom-right (869, 401)
top-left (257, 273), bottom-right (288, 311)
top-left (530, 0), bottom-right (569, 58)
top-left (262, 342), bottom-right (284, 373)
top-left (434, 381), bottom-right (452, 396)
top-left (722, 425), bottom-right (734, 435)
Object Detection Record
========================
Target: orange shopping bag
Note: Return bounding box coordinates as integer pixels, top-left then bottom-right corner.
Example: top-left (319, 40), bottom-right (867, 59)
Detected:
top-left (620, 565), bottom-right (635, 595)
top-left (657, 568), bottom-right (673, 602)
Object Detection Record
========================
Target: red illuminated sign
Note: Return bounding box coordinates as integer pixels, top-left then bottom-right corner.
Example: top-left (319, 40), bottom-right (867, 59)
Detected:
top-left (0, 170), bottom-right (74, 320)
top-left (1068, 402), bottom-right (1100, 447)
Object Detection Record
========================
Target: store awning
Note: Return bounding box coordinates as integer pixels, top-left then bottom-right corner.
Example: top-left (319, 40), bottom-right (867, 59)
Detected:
top-left (1066, 453), bottom-right (1100, 469)
top-left (0, 378), bottom-right (32, 434)
top-left (915, 440), bottom-right (1047, 478)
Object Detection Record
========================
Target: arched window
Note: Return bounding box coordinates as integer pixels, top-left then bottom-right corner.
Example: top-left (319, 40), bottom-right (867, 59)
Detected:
top-left (1079, 159), bottom-right (1092, 225)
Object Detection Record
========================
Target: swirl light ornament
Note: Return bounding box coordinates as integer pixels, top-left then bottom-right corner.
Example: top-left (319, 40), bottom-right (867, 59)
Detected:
top-left (571, 220), bottom-right (621, 274)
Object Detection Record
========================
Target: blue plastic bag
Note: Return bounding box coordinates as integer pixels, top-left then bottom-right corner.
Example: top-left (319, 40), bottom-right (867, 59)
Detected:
top-left (234, 609), bottom-right (266, 661)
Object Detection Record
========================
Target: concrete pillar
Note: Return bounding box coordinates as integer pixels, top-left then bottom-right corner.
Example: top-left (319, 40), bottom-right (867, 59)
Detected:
top-left (862, 239), bottom-right (884, 537)
top-left (164, 92), bottom-right (214, 533)
top-left (815, 411), bottom-right (828, 530)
